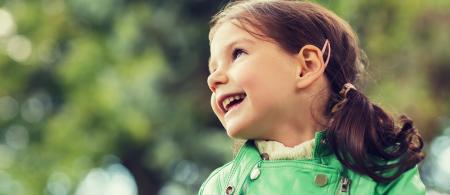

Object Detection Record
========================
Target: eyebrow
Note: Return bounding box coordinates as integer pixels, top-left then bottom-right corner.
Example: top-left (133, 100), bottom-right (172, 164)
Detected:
top-left (208, 38), bottom-right (255, 73)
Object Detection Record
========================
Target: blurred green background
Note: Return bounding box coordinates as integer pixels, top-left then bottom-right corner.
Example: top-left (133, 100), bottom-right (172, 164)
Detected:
top-left (0, 0), bottom-right (449, 194)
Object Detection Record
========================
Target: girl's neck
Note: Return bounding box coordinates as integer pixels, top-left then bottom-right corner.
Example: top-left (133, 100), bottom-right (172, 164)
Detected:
top-left (266, 118), bottom-right (326, 147)
top-left (264, 85), bottom-right (330, 147)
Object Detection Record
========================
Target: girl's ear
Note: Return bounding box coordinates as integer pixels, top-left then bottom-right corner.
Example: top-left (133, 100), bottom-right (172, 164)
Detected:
top-left (295, 44), bottom-right (327, 89)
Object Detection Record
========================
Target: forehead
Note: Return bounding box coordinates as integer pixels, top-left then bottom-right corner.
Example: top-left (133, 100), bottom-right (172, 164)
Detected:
top-left (208, 21), bottom-right (260, 69)
top-left (210, 21), bottom-right (256, 51)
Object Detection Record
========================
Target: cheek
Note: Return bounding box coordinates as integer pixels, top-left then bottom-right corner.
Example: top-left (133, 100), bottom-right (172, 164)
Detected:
top-left (210, 94), bottom-right (221, 116)
top-left (235, 64), bottom-right (275, 95)
top-left (232, 63), bottom-right (260, 87)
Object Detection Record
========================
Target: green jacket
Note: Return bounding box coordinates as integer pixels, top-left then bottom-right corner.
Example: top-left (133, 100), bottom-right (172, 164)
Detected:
top-left (199, 132), bottom-right (425, 195)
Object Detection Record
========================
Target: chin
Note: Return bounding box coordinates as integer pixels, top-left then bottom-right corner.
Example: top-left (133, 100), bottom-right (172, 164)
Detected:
top-left (225, 126), bottom-right (238, 137)
top-left (226, 130), bottom-right (243, 139)
top-left (225, 126), bottom-right (256, 140)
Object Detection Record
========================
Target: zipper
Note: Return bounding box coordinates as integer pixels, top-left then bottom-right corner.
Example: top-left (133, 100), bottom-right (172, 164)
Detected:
top-left (338, 176), bottom-right (351, 195)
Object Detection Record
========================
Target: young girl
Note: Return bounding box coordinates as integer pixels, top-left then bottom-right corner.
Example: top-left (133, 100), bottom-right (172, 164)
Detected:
top-left (200, 0), bottom-right (425, 194)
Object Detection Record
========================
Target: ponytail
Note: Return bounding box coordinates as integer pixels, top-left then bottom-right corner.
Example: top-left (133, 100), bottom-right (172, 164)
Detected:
top-left (326, 83), bottom-right (424, 183)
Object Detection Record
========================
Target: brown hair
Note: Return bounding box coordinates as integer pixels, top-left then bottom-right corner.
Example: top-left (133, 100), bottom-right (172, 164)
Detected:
top-left (209, 0), bottom-right (424, 183)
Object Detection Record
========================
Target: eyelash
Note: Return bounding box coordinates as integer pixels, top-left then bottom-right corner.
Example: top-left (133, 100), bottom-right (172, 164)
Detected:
top-left (232, 48), bottom-right (246, 61)
top-left (209, 48), bottom-right (247, 74)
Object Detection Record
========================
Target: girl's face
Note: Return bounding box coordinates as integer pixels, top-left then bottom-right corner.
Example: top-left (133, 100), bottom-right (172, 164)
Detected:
top-left (208, 21), bottom-right (303, 140)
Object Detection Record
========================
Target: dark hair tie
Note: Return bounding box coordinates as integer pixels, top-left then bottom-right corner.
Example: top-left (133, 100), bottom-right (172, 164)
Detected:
top-left (331, 83), bottom-right (357, 113)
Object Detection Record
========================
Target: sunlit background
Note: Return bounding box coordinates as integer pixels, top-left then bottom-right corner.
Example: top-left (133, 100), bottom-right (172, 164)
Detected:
top-left (0, 0), bottom-right (449, 194)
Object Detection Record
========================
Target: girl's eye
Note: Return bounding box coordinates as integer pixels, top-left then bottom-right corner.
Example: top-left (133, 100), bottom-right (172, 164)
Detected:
top-left (232, 48), bottom-right (246, 61)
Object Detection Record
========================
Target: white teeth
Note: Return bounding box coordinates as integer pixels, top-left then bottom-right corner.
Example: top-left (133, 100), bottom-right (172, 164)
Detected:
top-left (222, 94), bottom-right (246, 112)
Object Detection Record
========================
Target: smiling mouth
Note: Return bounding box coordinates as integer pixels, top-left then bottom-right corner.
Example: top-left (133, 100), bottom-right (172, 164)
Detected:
top-left (222, 93), bottom-right (246, 113)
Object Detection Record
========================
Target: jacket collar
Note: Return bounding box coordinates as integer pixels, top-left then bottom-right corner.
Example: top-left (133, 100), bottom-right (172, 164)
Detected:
top-left (224, 130), bottom-right (334, 193)
top-left (312, 130), bottom-right (333, 158)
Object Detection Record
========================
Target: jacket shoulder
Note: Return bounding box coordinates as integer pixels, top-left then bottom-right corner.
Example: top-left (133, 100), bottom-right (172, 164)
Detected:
top-left (375, 166), bottom-right (426, 195)
top-left (198, 161), bottom-right (233, 195)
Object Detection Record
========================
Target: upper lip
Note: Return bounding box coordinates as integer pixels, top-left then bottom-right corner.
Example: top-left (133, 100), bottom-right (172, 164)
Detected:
top-left (216, 92), bottom-right (246, 114)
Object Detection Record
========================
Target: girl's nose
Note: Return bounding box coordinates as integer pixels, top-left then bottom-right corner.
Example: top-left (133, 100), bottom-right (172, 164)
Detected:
top-left (207, 69), bottom-right (228, 92)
